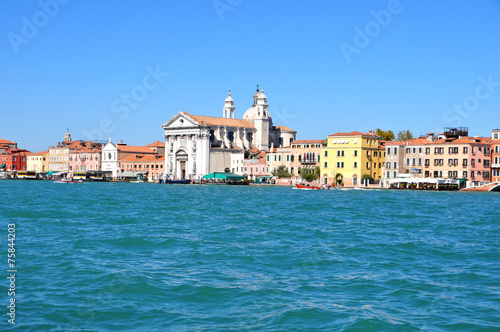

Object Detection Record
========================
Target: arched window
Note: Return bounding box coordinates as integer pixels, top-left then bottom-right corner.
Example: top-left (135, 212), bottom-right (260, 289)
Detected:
top-left (108, 153), bottom-right (112, 160)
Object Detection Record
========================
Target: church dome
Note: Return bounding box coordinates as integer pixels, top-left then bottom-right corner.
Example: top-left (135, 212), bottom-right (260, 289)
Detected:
top-left (243, 106), bottom-right (257, 119)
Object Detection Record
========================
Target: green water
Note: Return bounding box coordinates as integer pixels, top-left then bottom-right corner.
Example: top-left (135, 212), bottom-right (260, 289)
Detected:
top-left (1, 181), bottom-right (499, 331)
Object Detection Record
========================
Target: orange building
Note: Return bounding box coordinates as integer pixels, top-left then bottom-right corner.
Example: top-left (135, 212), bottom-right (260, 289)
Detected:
top-left (118, 154), bottom-right (165, 182)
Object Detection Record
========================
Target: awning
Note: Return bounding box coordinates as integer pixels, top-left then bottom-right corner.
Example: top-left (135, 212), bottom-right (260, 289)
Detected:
top-left (119, 171), bottom-right (148, 177)
top-left (46, 171), bottom-right (57, 176)
top-left (202, 172), bottom-right (245, 180)
top-left (0, 163), bottom-right (5, 168)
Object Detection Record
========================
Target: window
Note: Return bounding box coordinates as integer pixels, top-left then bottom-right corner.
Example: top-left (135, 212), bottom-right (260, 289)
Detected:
top-left (287, 155), bottom-right (289, 162)
top-left (471, 171), bottom-right (475, 178)
top-left (393, 171), bottom-right (397, 178)
top-left (412, 158), bottom-right (416, 166)
top-left (406, 158), bottom-right (410, 165)
top-left (324, 151), bottom-right (328, 157)
top-left (267, 155), bottom-right (269, 161)
top-left (393, 162), bottom-right (397, 169)
top-left (463, 146), bottom-right (468, 154)
top-left (354, 161), bottom-right (358, 168)
top-left (418, 158), bottom-right (422, 166)
top-left (374, 151), bottom-right (378, 157)
top-left (463, 159), bottom-right (468, 166)
top-left (412, 148), bottom-right (416, 153)
top-left (386, 163), bottom-right (390, 169)
top-left (354, 150), bottom-right (358, 157)
top-left (324, 162), bottom-right (327, 168)
top-left (406, 148), bottom-right (410, 154)
top-left (278, 155), bottom-right (281, 162)
top-left (426, 147), bottom-right (430, 154)
top-left (387, 171), bottom-right (390, 178)
top-left (387, 148), bottom-right (391, 155)
top-left (274, 155), bottom-right (276, 161)
top-left (471, 159), bottom-right (475, 167)
top-left (394, 148), bottom-right (398, 155)
top-left (419, 148), bottom-right (422, 153)
top-left (366, 162), bottom-right (370, 169)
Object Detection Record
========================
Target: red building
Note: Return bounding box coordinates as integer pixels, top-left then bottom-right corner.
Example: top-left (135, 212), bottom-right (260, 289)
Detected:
top-left (0, 149), bottom-right (31, 171)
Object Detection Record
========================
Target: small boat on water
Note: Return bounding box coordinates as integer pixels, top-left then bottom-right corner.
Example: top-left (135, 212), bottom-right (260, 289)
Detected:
top-left (295, 184), bottom-right (321, 190)
top-left (54, 178), bottom-right (83, 184)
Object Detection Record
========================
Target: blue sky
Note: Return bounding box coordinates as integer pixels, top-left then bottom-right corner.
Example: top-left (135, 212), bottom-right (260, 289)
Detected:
top-left (1, 0), bottom-right (500, 152)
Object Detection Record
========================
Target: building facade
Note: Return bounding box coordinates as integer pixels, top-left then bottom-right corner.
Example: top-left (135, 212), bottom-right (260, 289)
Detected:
top-left (101, 141), bottom-right (157, 179)
top-left (118, 154), bottom-right (165, 182)
top-left (26, 151), bottom-right (49, 172)
top-left (69, 144), bottom-right (103, 175)
top-left (161, 89), bottom-right (296, 180)
top-left (321, 131), bottom-right (384, 186)
top-left (492, 129), bottom-right (500, 182)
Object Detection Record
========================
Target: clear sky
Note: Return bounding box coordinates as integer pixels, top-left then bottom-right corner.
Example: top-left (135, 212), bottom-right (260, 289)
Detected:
top-left (1, 0), bottom-right (500, 152)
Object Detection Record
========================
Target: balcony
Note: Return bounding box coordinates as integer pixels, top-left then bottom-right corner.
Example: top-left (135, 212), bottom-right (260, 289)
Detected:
top-left (300, 159), bottom-right (317, 165)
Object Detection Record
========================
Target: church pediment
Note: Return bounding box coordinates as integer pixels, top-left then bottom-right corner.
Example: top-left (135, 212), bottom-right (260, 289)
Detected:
top-left (162, 112), bottom-right (201, 129)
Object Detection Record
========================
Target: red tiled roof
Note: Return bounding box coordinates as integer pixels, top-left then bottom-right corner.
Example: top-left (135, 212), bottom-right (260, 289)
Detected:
top-left (117, 145), bottom-right (156, 154)
top-left (145, 141), bottom-right (165, 147)
top-left (0, 139), bottom-right (15, 144)
top-left (119, 154), bottom-right (164, 162)
top-left (328, 131), bottom-right (376, 137)
top-left (382, 140), bottom-right (404, 146)
top-left (292, 140), bottom-right (322, 144)
top-left (31, 150), bottom-right (49, 156)
top-left (184, 112), bottom-right (255, 128)
top-left (404, 138), bottom-right (431, 145)
top-left (429, 136), bottom-right (492, 145)
top-left (275, 125), bottom-right (297, 132)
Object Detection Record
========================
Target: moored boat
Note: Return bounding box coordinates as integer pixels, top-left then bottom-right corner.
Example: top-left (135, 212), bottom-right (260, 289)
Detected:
top-left (295, 184), bottom-right (321, 190)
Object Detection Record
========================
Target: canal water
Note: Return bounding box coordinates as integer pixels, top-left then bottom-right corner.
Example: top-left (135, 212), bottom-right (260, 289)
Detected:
top-left (1, 181), bottom-right (499, 331)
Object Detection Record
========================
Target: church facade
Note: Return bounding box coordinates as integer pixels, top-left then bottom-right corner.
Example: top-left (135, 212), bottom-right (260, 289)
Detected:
top-left (161, 89), bottom-right (296, 180)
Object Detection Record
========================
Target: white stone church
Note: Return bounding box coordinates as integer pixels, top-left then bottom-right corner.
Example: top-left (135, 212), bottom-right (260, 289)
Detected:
top-left (161, 88), bottom-right (296, 180)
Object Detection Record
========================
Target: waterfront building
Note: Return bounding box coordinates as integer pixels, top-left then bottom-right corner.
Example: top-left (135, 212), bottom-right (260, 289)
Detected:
top-left (48, 130), bottom-right (82, 173)
top-left (423, 128), bottom-right (491, 185)
top-left (161, 89), bottom-right (296, 180)
top-left (402, 138), bottom-right (430, 176)
top-left (321, 131), bottom-right (384, 186)
top-left (145, 141), bottom-right (166, 155)
top-left (26, 150), bottom-right (49, 172)
top-left (101, 140), bottom-right (157, 179)
top-left (118, 154), bottom-right (165, 182)
top-left (243, 158), bottom-right (268, 181)
top-left (230, 151), bottom-right (245, 175)
top-left (69, 143), bottom-right (103, 175)
top-left (489, 129), bottom-right (500, 182)
top-left (382, 141), bottom-right (405, 186)
top-left (266, 146), bottom-right (292, 176)
top-left (0, 139), bottom-right (17, 154)
top-left (0, 149), bottom-right (31, 171)
top-left (289, 140), bottom-right (323, 182)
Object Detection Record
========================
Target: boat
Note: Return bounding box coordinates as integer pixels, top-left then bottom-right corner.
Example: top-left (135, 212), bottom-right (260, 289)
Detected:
top-left (54, 178), bottom-right (82, 184)
top-left (295, 184), bottom-right (321, 190)
top-left (164, 179), bottom-right (191, 184)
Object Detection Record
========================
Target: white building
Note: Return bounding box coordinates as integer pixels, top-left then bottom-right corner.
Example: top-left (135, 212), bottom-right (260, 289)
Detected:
top-left (161, 89), bottom-right (296, 180)
top-left (101, 140), bottom-right (157, 179)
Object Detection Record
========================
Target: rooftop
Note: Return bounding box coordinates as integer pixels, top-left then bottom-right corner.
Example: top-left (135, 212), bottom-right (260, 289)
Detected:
top-left (184, 112), bottom-right (255, 129)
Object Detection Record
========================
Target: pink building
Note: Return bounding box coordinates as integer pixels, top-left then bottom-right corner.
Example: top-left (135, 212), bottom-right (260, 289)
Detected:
top-left (69, 143), bottom-right (102, 175)
top-left (425, 136), bottom-right (491, 185)
top-left (243, 158), bottom-right (268, 181)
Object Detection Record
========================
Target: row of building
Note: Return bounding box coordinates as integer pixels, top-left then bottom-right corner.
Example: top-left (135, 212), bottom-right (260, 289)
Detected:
top-left (1, 88), bottom-right (499, 186)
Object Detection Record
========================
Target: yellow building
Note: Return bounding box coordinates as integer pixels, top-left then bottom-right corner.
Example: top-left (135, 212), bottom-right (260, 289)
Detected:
top-left (320, 131), bottom-right (384, 186)
top-left (26, 150), bottom-right (49, 172)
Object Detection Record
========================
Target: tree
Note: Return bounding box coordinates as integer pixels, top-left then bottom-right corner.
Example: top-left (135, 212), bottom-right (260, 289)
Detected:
top-left (271, 165), bottom-right (292, 178)
top-left (375, 128), bottom-right (395, 141)
top-left (301, 166), bottom-right (320, 181)
top-left (397, 130), bottom-right (414, 141)
top-left (361, 174), bottom-right (374, 180)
